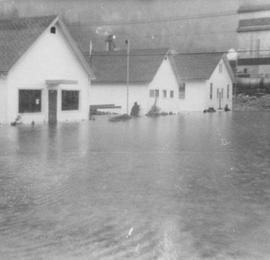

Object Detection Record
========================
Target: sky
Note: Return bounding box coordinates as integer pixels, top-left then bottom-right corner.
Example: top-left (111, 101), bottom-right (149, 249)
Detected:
top-left (0, 0), bottom-right (266, 52)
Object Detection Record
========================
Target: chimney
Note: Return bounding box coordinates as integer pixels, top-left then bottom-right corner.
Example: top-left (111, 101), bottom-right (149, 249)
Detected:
top-left (105, 34), bottom-right (116, 51)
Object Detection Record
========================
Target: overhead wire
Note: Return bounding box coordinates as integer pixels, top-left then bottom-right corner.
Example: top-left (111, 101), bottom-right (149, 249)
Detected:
top-left (89, 49), bottom-right (270, 57)
top-left (66, 10), bottom-right (237, 27)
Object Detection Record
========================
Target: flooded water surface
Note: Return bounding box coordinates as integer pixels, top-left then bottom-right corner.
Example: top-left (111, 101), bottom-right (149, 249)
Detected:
top-left (1, 112), bottom-right (270, 259)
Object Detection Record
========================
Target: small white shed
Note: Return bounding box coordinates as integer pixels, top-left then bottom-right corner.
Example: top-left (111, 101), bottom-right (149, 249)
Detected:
top-left (0, 15), bottom-right (94, 124)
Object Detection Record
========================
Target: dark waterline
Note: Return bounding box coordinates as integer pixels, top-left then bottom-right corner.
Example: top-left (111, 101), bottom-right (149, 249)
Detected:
top-left (0, 112), bottom-right (270, 259)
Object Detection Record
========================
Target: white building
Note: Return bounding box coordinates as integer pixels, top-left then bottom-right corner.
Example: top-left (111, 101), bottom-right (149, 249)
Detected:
top-left (237, 3), bottom-right (270, 76)
top-left (167, 52), bottom-right (234, 111)
top-left (89, 49), bottom-right (169, 115)
top-left (90, 49), bottom-right (234, 114)
top-left (0, 15), bottom-right (94, 124)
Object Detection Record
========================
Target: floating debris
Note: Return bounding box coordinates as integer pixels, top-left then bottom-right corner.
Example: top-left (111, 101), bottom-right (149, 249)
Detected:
top-left (126, 227), bottom-right (134, 238)
top-left (109, 114), bottom-right (131, 122)
top-left (203, 107), bottom-right (216, 113)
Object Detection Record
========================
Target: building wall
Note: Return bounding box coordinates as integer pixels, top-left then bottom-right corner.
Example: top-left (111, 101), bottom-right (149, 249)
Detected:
top-left (238, 7), bottom-right (270, 58)
top-left (4, 22), bottom-right (90, 124)
top-left (148, 58), bottom-right (208, 112)
top-left (0, 77), bottom-right (7, 122)
top-left (239, 10), bottom-right (270, 20)
top-left (238, 30), bottom-right (270, 58)
top-left (90, 84), bottom-right (148, 115)
top-left (181, 81), bottom-right (208, 111)
top-left (91, 58), bottom-right (233, 114)
top-left (148, 57), bottom-right (180, 113)
top-left (207, 59), bottom-right (233, 110)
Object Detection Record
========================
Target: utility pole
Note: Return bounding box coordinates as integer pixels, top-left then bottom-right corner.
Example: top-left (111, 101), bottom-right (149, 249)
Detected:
top-left (234, 53), bottom-right (238, 102)
top-left (125, 39), bottom-right (130, 115)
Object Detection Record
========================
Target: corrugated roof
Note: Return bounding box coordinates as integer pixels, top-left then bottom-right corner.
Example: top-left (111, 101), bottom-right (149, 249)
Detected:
top-left (238, 4), bottom-right (270, 13)
top-left (238, 17), bottom-right (270, 32)
top-left (239, 17), bottom-right (270, 27)
top-left (0, 15), bottom-right (57, 73)
top-left (171, 53), bottom-right (224, 81)
top-left (89, 48), bottom-right (169, 84)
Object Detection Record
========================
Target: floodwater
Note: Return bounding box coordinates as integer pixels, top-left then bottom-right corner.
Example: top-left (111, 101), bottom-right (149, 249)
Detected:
top-left (0, 112), bottom-right (270, 260)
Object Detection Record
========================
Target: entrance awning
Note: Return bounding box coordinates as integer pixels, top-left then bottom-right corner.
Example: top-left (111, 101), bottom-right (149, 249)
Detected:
top-left (45, 80), bottom-right (78, 86)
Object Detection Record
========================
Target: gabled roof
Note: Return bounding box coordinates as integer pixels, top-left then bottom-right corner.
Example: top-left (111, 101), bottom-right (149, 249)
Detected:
top-left (0, 15), bottom-right (94, 78)
top-left (89, 48), bottom-right (169, 84)
top-left (171, 52), bottom-right (223, 81)
top-left (170, 52), bottom-right (234, 82)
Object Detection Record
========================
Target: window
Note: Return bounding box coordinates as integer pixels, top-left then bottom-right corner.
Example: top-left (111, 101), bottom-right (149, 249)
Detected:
top-left (210, 83), bottom-right (213, 99)
top-left (150, 89), bottom-right (160, 98)
top-left (179, 83), bottom-right (186, 99)
top-left (19, 90), bottom-right (41, 113)
top-left (227, 85), bottom-right (230, 99)
top-left (170, 90), bottom-right (174, 98)
top-left (219, 63), bottom-right (223, 73)
top-left (149, 89), bottom-right (155, 98)
top-left (50, 26), bottom-right (56, 34)
top-left (62, 90), bottom-right (79, 111)
top-left (163, 90), bottom-right (167, 98)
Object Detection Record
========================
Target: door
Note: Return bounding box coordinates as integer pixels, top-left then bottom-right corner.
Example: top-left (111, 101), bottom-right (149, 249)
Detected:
top-left (217, 88), bottom-right (224, 110)
top-left (48, 90), bottom-right (57, 124)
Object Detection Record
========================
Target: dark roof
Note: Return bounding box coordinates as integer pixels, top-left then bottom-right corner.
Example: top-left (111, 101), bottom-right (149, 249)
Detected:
top-left (238, 17), bottom-right (270, 32)
top-left (238, 4), bottom-right (270, 13)
top-left (171, 53), bottom-right (224, 81)
top-left (89, 48), bottom-right (169, 84)
top-left (0, 15), bottom-right (57, 73)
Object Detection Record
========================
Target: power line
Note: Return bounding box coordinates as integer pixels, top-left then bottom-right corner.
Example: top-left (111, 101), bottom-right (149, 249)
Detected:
top-left (89, 29), bottom-right (236, 39)
top-left (89, 49), bottom-right (270, 57)
top-left (142, 30), bottom-right (236, 38)
top-left (72, 28), bottom-right (237, 41)
top-left (66, 10), bottom-right (237, 27)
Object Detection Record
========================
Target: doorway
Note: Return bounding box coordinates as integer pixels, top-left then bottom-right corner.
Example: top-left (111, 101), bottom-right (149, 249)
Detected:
top-left (217, 88), bottom-right (224, 110)
top-left (48, 90), bottom-right (57, 124)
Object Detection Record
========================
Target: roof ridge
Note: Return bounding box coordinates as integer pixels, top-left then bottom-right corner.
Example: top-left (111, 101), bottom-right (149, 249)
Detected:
top-left (0, 15), bottom-right (58, 23)
top-left (92, 47), bottom-right (169, 53)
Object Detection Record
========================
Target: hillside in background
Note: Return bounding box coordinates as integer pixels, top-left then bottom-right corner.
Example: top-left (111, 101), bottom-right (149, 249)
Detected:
top-left (0, 0), bottom-right (267, 52)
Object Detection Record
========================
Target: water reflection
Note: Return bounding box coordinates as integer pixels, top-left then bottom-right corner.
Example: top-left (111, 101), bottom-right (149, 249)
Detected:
top-left (0, 113), bottom-right (270, 259)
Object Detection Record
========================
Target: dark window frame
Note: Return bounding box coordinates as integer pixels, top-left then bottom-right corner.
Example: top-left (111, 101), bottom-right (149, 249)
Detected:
top-left (163, 90), bottom-right (167, 98)
top-left (19, 89), bottom-right (42, 113)
top-left (179, 83), bottom-right (186, 99)
top-left (50, 26), bottom-right (56, 34)
top-left (61, 90), bottom-right (80, 111)
top-left (149, 89), bottom-right (155, 98)
top-left (227, 84), bottom-right (230, 99)
top-left (210, 83), bottom-right (213, 100)
top-left (170, 90), bottom-right (174, 98)
top-left (219, 63), bottom-right (223, 73)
